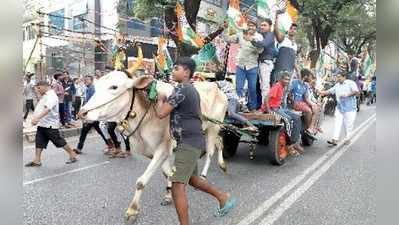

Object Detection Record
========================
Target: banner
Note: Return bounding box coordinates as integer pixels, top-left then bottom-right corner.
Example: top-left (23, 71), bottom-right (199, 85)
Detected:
top-left (154, 36), bottom-right (173, 76)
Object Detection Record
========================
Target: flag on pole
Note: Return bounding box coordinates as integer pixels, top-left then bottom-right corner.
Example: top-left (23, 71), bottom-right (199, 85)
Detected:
top-left (192, 43), bottom-right (218, 71)
top-left (277, 0), bottom-right (299, 33)
top-left (175, 3), bottom-right (205, 49)
top-left (154, 36), bottom-right (173, 76)
top-left (128, 45), bottom-right (144, 72)
top-left (226, 0), bottom-right (248, 35)
top-left (256, 0), bottom-right (276, 19)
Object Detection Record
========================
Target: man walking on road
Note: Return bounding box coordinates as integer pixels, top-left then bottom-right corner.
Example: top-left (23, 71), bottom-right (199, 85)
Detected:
top-left (23, 73), bottom-right (36, 120)
top-left (155, 57), bottom-right (237, 225)
top-left (73, 76), bottom-right (112, 154)
top-left (25, 81), bottom-right (78, 167)
top-left (319, 71), bottom-right (360, 146)
top-left (52, 72), bottom-right (66, 127)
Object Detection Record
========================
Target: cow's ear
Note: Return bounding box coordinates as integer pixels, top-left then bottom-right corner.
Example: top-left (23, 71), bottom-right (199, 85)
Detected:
top-left (133, 75), bottom-right (154, 89)
top-left (125, 78), bottom-right (136, 89)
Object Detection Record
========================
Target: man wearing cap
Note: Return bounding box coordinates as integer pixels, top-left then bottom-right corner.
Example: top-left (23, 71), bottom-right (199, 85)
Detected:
top-left (25, 81), bottom-right (78, 167)
top-left (318, 71), bottom-right (360, 146)
top-left (224, 19), bottom-right (264, 111)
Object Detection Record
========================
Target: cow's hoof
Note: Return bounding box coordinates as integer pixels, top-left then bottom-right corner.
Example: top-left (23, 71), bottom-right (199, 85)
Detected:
top-left (160, 196), bottom-right (172, 206)
top-left (125, 209), bottom-right (139, 223)
top-left (219, 163), bottom-right (227, 173)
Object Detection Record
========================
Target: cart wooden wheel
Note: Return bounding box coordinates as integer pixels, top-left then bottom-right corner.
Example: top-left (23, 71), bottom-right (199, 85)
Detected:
top-left (268, 127), bottom-right (288, 165)
top-left (222, 130), bottom-right (240, 158)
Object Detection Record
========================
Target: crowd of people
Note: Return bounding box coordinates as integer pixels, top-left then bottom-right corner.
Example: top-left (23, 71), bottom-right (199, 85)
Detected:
top-left (23, 10), bottom-right (376, 225)
top-left (23, 69), bottom-right (133, 166)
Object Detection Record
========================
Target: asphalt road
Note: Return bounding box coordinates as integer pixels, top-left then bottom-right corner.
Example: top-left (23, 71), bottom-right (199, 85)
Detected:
top-left (23, 104), bottom-right (376, 225)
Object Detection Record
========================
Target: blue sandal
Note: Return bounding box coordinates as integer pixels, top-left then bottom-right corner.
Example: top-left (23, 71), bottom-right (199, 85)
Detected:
top-left (214, 196), bottom-right (237, 217)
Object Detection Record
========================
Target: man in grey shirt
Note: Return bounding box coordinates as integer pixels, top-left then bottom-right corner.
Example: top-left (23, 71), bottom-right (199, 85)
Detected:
top-left (224, 20), bottom-right (264, 111)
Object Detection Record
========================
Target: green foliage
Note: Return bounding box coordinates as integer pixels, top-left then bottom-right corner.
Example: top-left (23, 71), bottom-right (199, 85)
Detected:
top-left (132, 0), bottom-right (177, 21)
top-left (333, 1), bottom-right (376, 54)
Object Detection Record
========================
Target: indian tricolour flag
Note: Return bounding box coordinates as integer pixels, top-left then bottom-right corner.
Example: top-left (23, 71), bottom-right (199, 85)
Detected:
top-left (256, 0), bottom-right (276, 19)
top-left (176, 3), bottom-right (205, 49)
top-left (226, 0), bottom-right (247, 35)
top-left (154, 36), bottom-right (173, 76)
top-left (277, 0), bottom-right (299, 33)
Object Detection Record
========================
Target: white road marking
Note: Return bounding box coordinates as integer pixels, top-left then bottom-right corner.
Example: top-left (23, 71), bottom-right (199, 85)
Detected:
top-left (236, 114), bottom-right (376, 225)
top-left (23, 161), bottom-right (110, 186)
top-left (259, 116), bottom-right (375, 225)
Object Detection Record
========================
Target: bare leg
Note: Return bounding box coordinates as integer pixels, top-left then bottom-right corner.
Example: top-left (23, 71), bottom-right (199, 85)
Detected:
top-left (33, 148), bottom-right (43, 163)
top-left (172, 182), bottom-right (189, 225)
top-left (188, 175), bottom-right (229, 208)
top-left (63, 144), bottom-right (77, 159)
top-left (304, 112), bottom-right (312, 130)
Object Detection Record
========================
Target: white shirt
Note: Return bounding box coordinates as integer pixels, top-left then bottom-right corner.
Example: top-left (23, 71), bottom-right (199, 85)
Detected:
top-left (279, 37), bottom-right (298, 52)
top-left (34, 89), bottom-right (60, 128)
top-left (75, 82), bottom-right (85, 97)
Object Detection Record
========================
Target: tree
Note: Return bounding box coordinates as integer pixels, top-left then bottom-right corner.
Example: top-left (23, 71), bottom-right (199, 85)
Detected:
top-left (333, 1), bottom-right (376, 55)
top-left (298, 0), bottom-right (361, 68)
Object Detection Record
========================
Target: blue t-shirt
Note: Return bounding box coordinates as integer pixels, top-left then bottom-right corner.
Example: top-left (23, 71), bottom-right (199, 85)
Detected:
top-left (290, 79), bottom-right (308, 102)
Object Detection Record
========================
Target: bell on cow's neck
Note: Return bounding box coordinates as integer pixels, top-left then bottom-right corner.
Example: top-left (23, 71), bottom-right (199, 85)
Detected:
top-left (129, 111), bottom-right (137, 118)
top-left (117, 125), bottom-right (125, 133)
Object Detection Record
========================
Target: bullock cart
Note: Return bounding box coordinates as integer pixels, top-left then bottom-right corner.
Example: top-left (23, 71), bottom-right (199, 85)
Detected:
top-left (220, 112), bottom-right (289, 166)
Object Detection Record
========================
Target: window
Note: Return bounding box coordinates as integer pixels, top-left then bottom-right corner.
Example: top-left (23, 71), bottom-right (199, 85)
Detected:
top-left (73, 13), bottom-right (88, 31)
top-left (127, 19), bottom-right (145, 31)
top-left (48, 9), bottom-right (65, 34)
top-left (23, 25), bottom-right (36, 41)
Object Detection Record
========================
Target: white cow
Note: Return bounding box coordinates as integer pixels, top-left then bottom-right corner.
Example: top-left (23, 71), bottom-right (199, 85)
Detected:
top-left (79, 70), bottom-right (228, 221)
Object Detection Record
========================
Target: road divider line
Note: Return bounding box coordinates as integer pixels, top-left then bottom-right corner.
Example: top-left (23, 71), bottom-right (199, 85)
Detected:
top-left (23, 161), bottom-right (110, 186)
top-left (236, 114), bottom-right (376, 225)
top-left (259, 117), bottom-right (375, 225)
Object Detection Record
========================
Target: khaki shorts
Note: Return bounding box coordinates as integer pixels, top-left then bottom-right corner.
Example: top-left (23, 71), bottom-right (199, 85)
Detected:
top-left (171, 144), bottom-right (202, 184)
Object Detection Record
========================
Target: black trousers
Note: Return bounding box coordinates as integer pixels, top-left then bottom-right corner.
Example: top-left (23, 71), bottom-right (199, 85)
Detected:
top-left (107, 122), bottom-right (130, 151)
top-left (24, 99), bottom-right (35, 119)
top-left (73, 96), bottom-right (82, 120)
top-left (77, 121), bottom-right (109, 150)
top-left (59, 103), bottom-right (65, 126)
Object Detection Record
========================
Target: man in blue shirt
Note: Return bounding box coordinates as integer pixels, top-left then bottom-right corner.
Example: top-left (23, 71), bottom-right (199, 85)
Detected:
top-left (319, 71), bottom-right (360, 146)
top-left (290, 69), bottom-right (318, 135)
top-left (73, 76), bottom-right (112, 154)
top-left (251, 18), bottom-right (275, 105)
